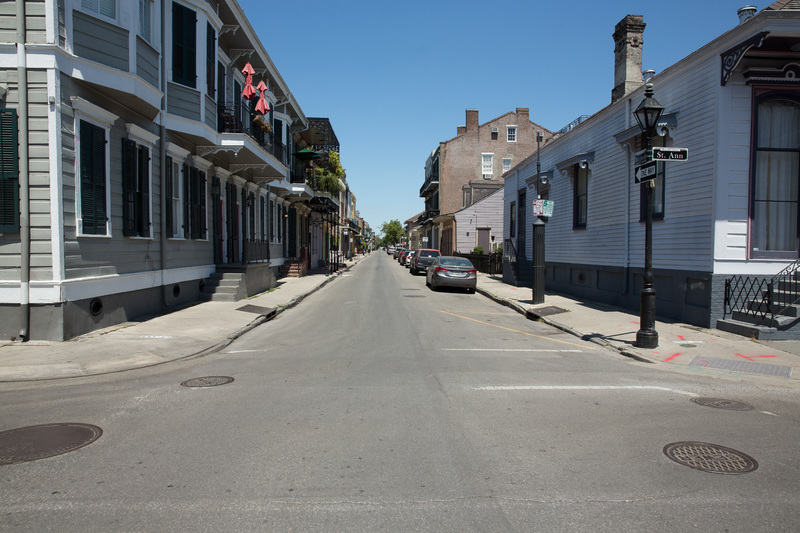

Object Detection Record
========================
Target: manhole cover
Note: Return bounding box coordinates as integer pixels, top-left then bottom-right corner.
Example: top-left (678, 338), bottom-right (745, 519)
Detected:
top-left (663, 441), bottom-right (758, 474)
top-left (690, 397), bottom-right (755, 411)
top-left (181, 376), bottom-right (234, 388)
top-left (0, 423), bottom-right (102, 465)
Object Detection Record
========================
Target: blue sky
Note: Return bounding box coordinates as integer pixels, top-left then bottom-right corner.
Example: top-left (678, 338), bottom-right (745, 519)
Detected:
top-left (238, 0), bottom-right (768, 235)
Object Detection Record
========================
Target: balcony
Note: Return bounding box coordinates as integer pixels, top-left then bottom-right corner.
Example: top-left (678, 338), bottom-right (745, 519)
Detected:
top-left (217, 105), bottom-right (287, 166)
top-left (417, 209), bottom-right (439, 224)
top-left (420, 173), bottom-right (439, 197)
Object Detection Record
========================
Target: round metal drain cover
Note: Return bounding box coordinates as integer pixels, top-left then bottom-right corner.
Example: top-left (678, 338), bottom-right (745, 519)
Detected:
top-left (0, 423), bottom-right (102, 465)
top-left (690, 397), bottom-right (754, 411)
top-left (663, 441), bottom-right (758, 474)
top-left (181, 376), bottom-right (234, 388)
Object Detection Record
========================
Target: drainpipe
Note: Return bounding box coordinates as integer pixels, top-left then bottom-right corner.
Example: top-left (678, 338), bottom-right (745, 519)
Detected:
top-left (16, 0), bottom-right (30, 340)
top-left (159, 0), bottom-right (168, 308)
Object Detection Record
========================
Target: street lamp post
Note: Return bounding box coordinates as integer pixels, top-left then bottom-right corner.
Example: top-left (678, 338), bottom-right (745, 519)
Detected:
top-left (632, 81), bottom-right (664, 349)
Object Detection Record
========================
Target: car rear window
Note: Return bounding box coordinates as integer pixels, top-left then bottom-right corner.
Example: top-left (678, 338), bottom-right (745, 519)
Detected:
top-left (439, 257), bottom-right (473, 267)
top-left (420, 250), bottom-right (439, 257)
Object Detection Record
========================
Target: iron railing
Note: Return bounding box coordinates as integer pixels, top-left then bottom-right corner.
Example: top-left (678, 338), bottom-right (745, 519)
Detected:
top-left (217, 105), bottom-right (287, 166)
top-left (724, 258), bottom-right (800, 323)
top-left (504, 238), bottom-right (519, 278)
top-left (454, 251), bottom-right (502, 275)
top-left (243, 239), bottom-right (270, 264)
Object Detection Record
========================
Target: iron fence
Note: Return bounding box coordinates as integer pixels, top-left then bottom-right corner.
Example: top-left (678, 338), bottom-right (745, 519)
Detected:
top-left (724, 258), bottom-right (800, 323)
top-left (454, 251), bottom-right (502, 275)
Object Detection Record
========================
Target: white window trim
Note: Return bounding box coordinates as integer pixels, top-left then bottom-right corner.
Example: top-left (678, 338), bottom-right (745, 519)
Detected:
top-left (482, 153), bottom-right (494, 179)
top-left (166, 143), bottom-right (190, 240)
top-left (81, 0), bottom-right (119, 23)
top-left (126, 124), bottom-right (157, 240)
top-left (503, 158), bottom-right (512, 173)
top-left (72, 97), bottom-right (118, 238)
top-left (507, 125), bottom-right (518, 142)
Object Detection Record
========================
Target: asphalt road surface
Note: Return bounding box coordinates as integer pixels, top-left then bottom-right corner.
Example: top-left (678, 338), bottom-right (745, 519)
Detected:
top-left (2, 253), bottom-right (799, 532)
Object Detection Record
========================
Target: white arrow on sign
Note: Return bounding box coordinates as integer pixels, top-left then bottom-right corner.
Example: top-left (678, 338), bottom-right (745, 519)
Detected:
top-left (635, 161), bottom-right (658, 183)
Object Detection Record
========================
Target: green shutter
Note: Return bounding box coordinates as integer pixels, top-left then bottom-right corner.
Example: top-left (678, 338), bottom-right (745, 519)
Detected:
top-left (182, 163), bottom-right (190, 236)
top-left (121, 138), bottom-right (137, 236)
top-left (0, 109), bottom-right (20, 233)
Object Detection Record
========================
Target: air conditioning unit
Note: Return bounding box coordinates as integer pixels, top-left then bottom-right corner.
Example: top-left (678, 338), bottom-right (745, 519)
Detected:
top-left (491, 127), bottom-right (498, 133)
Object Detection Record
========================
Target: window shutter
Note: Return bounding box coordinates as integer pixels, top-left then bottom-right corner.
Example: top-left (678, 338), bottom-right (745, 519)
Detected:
top-left (138, 146), bottom-right (150, 236)
top-left (182, 163), bottom-right (190, 236)
top-left (198, 170), bottom-right (207, 239)
top-left (80, 120), bottom-right (106, 235)
top-left (0, 109), bottom-right (20, 233)
top-left (121, 138), bottom-right (137, 236)
top-left (206, 23), bottom-right (216, 97)
top-left (165, 156), bottom-right (173, 236)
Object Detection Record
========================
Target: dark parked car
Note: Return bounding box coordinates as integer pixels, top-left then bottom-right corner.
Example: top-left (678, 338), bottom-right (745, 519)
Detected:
top-left (401, 249), bottom-right (415, 266)
top-left (426, 256), bottom-right (477, 293)
top-left (393, 248), bottom-right (405, 260)
top-left (410, 249), bottom-right (440, 275)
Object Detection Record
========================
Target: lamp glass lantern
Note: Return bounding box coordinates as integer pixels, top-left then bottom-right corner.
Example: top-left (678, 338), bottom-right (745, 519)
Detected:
top-left (633, 83), bottom-right (664, 137)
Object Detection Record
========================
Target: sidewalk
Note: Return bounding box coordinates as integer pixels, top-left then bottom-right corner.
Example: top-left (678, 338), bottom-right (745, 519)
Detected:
top-left (0, 257), bottom-right (797, 386)
top-left (476, 273), bottom-right (799, 386)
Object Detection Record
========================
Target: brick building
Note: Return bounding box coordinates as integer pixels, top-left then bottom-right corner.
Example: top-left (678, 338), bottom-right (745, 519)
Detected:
top-left (418, 108), bottom-right (550, 254)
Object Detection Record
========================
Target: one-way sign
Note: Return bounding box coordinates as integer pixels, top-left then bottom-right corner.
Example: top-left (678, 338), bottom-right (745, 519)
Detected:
top-left (635, 161), bottom-right (658, 183)
top-left (652, 147), bottom-right (688, 161)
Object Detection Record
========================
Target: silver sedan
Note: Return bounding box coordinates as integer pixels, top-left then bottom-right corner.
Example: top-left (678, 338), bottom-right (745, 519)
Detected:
top-left (426, 256), bottom-right (477, 293)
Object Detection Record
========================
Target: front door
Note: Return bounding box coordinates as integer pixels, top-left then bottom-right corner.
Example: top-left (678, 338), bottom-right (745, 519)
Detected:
top-left (478, 228), bottom-right (491, 252)
top-left (212, 177), bottom-right (222, 264)
top-left (225, 182), bottom-right (238, 263)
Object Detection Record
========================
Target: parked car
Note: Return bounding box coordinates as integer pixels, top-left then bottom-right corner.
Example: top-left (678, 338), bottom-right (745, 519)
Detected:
top-left (393, 248), bottom-right (405, 260)
top-left (410, 249), bottom-right (440, 275)
top-left (426, 256), bottom-right (477, 293)
top-left (402, 249), bottom-right (415, 266)
top-left (387, 246), bottom-right (395, 255)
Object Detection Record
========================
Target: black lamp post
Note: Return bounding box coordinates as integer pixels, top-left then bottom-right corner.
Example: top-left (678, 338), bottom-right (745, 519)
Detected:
top-left (632, 82), bottom-right (664, 349)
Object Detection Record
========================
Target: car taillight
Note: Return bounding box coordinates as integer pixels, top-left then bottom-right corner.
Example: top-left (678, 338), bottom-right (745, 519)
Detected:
top-left (466, 269), bottom-right (477, 274)
top-left (435, 266), bottom-right (448, 272)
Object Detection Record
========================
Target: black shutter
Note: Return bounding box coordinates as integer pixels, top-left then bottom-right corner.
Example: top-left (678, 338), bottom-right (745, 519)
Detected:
top-left (183, 163), bottom-right (190, 237)
top-left (138, 146), bottom-right (150, 236)
top-left (0, 109), bottom-right (19, 233)
top-left (121, 138), bottom-right (137, 236)
top-left (165, 156), bottom-right (173, 236)
top-left (206, 23), bottom-right (216, 97)
top-left (80, 120), bottom-right (106, 235)
top-left (199, 171), bottom-right (207, 239)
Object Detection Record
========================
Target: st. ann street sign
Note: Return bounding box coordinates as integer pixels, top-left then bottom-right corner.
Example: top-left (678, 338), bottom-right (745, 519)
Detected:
top-left (651, 147), bottom-right (689, 161)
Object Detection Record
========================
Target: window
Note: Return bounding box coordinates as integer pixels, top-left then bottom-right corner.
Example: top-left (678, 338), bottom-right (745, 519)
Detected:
top-left (482, 153), bottom-right (493, 179)
top-left (640, 162), bottom-right (665, 222)
top-left (206, 23), bottom-right (216, 97)
top-left (138, 0), bottom-right (152, 42)
top-left (217, 61), bottom-right (226, 106)
top-left (573, 164), bottom-right (588, 229)
top-left (121, 139), bottom-right (151, 237)
top-left (0, 109), bottom-right (19, 233)
top-left (507, 126), bottom-right (517, 142)
top-left (188, 167), bottom-right (207, 239)
top-left (165, 156), bottom-right (183, 238)
top-left (260, 196), bottom-right (266, 241)
top-left (78, 120), bottom-right (109, 235)
top-left (172, 2), bottom-right (196, 88)
top-left (509, 201), bottom-right (516, 237)
top-left (503, 158), bottom-right (512, 173)
top-left (82, 0), bottom-right (117, 20)
top-left (750, 93), bottom-right (800, 258)
top-left (269, 199), bottom-right (275, 241)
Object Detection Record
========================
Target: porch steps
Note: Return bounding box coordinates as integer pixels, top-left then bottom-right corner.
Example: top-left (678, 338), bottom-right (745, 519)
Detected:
top-left (717, 303), bottom-right (800, 340)
top-left (279, 260), bottom-right (306, 279)
top-left (199, 270), bottom-right (246, 302)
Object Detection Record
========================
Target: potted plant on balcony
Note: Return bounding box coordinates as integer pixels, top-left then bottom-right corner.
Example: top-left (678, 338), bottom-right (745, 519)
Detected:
top-left (252, 114), bottom-right (272, 133)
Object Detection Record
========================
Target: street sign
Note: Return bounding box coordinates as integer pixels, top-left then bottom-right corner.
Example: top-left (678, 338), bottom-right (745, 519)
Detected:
top-left (635, 161), bottom-right (658, 183)
top-left (532, 199), bottom-right (554, 217)
top-left (652, 147), bottom-right (688, 161)
top-left (634, 149), bottom-right (649, 167)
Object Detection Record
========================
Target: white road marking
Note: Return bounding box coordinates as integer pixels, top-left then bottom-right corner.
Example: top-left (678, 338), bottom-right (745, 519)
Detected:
top-left (443, 348), bottom-right (583, 353)
top-left (468, 385), bottom-right (697, 396)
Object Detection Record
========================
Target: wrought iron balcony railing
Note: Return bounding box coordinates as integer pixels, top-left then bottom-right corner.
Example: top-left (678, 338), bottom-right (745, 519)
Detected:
top-left (217, 105), bottom-right (287, 166)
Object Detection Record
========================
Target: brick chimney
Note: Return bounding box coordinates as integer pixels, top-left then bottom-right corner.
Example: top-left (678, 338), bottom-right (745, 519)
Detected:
top-left (465, 109), bottom-right (479, 136)
top-left (516, 107), bottom-right (529, 122)
top-left (612, 15), bottom-right (645, 104)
